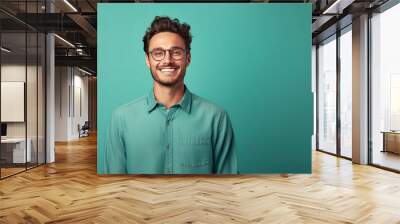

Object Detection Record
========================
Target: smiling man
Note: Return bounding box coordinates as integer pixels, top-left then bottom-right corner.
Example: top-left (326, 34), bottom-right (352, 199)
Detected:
top-left (105, 16), bottom-right (237, 174)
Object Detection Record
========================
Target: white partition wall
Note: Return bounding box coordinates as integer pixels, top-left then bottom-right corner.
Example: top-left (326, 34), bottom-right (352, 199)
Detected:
top-left (55, 67), bottom-right (89, 141)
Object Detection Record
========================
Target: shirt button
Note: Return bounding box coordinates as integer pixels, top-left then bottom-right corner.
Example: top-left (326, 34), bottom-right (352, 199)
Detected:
top-left (166, 144), bottom-right (170, 150)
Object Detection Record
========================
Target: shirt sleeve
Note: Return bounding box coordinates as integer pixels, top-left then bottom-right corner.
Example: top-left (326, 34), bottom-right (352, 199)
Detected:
top-left (213, 111), bottom-right (238, 174)
top-left (104, 109), bottom-right (127, 174)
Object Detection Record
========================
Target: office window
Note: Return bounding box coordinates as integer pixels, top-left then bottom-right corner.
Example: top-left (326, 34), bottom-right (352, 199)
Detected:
top-left (339, 27), bottom-right (352, 158)
top-left (317, 35), bottom-right (337, 154)
top-left (371, 3), bottom-right (400, 171)
top-left (312, 45), bottom-right (317, 150)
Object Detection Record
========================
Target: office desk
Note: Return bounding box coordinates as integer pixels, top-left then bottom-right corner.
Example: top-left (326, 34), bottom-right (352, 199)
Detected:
top-left (1, 138), bottom-right (32, 163)
top-left (381, 131), bottom-right (400, 154)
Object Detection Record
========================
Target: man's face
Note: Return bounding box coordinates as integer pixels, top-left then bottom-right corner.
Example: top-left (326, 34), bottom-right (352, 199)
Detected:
top-left (146, 32), bottom-right (191, 87)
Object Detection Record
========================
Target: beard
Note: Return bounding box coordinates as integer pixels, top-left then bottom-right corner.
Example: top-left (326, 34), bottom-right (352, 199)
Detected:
top-left (150, 62), bottom-right (187, 87)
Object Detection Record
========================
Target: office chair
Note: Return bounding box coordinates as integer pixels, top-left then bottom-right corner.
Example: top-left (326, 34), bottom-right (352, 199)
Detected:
top-left (79, 121), bottom-right (90, 138)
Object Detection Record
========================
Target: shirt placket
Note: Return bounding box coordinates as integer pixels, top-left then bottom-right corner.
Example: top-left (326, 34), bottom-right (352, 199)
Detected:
top-left (164, 108), bottom-right (176, 174)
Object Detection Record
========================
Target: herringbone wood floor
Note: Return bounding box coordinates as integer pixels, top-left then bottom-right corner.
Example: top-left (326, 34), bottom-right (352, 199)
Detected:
top-left (1, 134), bottom-right (400, 224)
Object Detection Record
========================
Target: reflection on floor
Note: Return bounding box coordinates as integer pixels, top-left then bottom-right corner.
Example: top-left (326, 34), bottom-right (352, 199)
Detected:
top-left (340, 147), bottom-right (352, 158)
top-left (0, 163), bottom-right (40, 178)
top-left (0, 167), bottom-right (25, 178)
top-left (373, 150), bottom-right (400, 171)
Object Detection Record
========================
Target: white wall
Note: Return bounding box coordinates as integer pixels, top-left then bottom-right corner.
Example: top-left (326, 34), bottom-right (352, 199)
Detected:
top-left (1, 65), bottom-right (41, 137)
top-left (1, 66), bottom-right (26, 139)
top-left (1, 63), bottom-right (46, 164)
top-left (55, 66), bottom-right (69, 141)
top-left (55, 67), bottom-right (89, 141)
top-left (73, 73), bottom-right (89, 137)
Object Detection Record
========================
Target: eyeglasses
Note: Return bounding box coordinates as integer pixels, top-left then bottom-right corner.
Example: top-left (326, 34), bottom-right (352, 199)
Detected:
top-left (148, 47), bottom-right (186, 61)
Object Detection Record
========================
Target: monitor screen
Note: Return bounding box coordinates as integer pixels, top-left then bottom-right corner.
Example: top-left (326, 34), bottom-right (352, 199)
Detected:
top-left (1, 123), bottom-right (7, 137)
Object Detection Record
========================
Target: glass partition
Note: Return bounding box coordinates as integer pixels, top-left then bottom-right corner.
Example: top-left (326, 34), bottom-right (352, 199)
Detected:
top-left (27, 30), bottom-right (38, 169)
top-left (1, 30), bottom-right (28, 177)
top-left (0, 1), bottom-right (46, 179)
top-left (38, 32), bottom-right (45, 165)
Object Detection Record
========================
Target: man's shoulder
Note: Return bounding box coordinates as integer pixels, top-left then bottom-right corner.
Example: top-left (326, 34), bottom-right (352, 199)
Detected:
top-left (192, 94), bottom-right (227, 116)
top-left (112, 95), bottom-right (147, 117)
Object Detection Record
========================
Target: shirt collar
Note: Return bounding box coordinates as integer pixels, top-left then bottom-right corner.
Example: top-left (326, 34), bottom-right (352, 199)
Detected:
top-left (147, 86), bottom-right (192, 114)
top-left (146, 89), bottom-right (158, 113)
top-left (179, 87), bottom-right (192, 114)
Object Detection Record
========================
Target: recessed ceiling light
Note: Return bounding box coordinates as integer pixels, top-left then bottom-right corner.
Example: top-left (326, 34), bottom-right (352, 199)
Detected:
top-left (1, 47), bottom-right (11, 53)
top-left (63, 0), bottom-right (78, 12)
top-left (54, 34), bottom-right (75, 48)
top-left (77, 67), bottom-right (93, 76)
top-left (322, 0), bottom-right (354, 15)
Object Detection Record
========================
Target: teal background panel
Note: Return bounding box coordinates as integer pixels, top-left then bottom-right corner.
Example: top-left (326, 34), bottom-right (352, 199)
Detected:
top-left (97, 3), bottom-right (312, 174)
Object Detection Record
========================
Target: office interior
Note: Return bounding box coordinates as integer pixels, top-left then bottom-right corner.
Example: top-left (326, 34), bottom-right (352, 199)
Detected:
top-left (0, 0), bottom-right (97, 179)
top-left (0, 0), bottom-right (399, 222)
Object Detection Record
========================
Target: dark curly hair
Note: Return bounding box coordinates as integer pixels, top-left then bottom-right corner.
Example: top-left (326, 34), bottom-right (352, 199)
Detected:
top-left (143, 16), bottom-right (192, 53)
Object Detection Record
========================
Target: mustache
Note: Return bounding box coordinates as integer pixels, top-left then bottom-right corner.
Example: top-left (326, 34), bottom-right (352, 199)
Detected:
top-left (156, 64), bottom-right (179, 69)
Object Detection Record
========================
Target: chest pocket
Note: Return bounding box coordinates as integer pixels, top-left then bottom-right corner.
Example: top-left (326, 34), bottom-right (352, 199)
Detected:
top-left (176, 136), bottom-right (212, 169)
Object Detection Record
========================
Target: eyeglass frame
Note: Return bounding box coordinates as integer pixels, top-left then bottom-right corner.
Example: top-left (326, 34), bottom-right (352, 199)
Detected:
top-left (147, 47), bottom-right (188, 61)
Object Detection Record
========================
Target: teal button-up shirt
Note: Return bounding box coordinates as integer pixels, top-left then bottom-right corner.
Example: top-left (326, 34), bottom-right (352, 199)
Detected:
top-left (104, 87), bottom-right (237, 174)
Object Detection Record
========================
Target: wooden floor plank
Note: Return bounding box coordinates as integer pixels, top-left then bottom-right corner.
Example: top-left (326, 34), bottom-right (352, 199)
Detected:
top-left (0, 134), bottom-right (400, 223)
